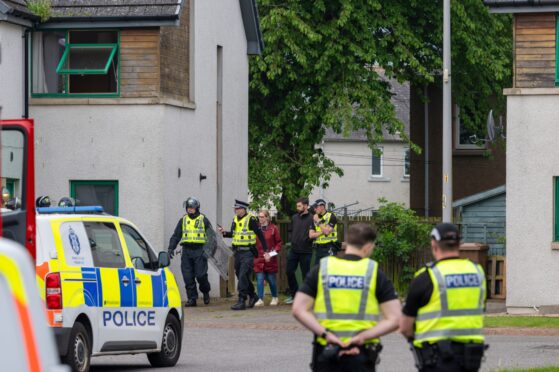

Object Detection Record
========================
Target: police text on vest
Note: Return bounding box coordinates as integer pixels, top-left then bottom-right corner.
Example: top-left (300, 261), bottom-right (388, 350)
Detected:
top-left (327, 275), bottom-right (365, 289)
top-left (445, 274), bottom-right (480, 288)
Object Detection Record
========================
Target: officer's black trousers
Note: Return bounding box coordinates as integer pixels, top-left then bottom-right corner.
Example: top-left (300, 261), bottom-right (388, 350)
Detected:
top-left (420, 360), bottom-right (473, 372)
top-left (181, 244), bottom-right (210, 300)
top-left (234, 249), bottom-right (256, 300)
top-left (312, 354), bottom-right (376, 372)
top-left (314, 243), bottom-right (338, 264)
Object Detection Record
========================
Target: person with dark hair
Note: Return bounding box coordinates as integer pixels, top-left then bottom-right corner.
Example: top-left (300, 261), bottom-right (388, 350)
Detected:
top-left (167, 197), bottom-right (213, 307)
top-left (218, 200), bottom-right (269, 310)
top-left (285, 197), bottom-right (315, 305)
top-left (309, 199), bottom-right (339, 262)
top-left (400, 223), bottom-right (487, 372)
top-left (293, 223), bottom-right (401, 372)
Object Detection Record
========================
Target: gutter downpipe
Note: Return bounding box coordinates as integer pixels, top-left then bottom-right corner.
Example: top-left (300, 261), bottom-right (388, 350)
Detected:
top-left (424, 84), bottom-right (429, 218)
top-left (23, 28), bottom-right (30, 119)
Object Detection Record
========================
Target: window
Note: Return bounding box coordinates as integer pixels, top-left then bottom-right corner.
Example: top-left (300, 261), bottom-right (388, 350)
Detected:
top-left (1, 129), bottom-right (24, 213)
top-left (454, 105), bottom-right (485, 150)
top-left (32, 30), bottom-right (119, 97)
top-left (371, 147), bottom-right (383, 177)
top-left (70, 180), bottom-right (118, 215)
top-left (404, 148), bottom-right (410, 178)
top-left (84, 222), bottom-right (125, 268)
top-left (121, 224), bottom-right (157, 270)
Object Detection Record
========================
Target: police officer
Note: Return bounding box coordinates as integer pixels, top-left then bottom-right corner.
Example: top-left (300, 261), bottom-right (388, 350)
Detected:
top-left (309, 199), bottom-right (339, 261)
top-left (400, 223), bottom-right (487, 372)
top-left (293, 223), bottom-right (401, 372)
top-left (218, 199), bottom-right (269, 310)
top-left (167, 197), bottom-right (212, 307)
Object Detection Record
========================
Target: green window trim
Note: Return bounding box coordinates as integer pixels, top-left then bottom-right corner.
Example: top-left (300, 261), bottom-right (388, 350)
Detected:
top-left (31, 30), bottom-right (121, 98)
top-left (556, 15), bottom-right (559, 86)
top-left (70, 180), bottom-right (119, 216)
top-left (555, 177), bottom-right (559, 241)
top-left (56, 44), bottom-right (118, 75)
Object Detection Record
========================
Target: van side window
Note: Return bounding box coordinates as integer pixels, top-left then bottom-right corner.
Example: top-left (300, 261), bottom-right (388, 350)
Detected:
top-left (84, 222), bottom-right (125, 268)
top-left (120, 224), bottom-right (157, 270)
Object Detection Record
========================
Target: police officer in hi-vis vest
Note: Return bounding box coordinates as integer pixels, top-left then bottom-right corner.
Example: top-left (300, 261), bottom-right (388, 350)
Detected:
top-left (167, 197), bottom-right (213, 307)
top-left (293, 223), bottom-right (401, 372)
top-left (309, 199), bottom-right (340, 261)
top-left (218, 199), bottom-right (269, 310)
top-left (400, 223), bottom-right (487, 372)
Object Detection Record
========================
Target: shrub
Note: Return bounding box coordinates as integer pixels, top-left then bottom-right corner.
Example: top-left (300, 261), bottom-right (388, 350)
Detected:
top-left (371, 198), bottom-right (432, 294)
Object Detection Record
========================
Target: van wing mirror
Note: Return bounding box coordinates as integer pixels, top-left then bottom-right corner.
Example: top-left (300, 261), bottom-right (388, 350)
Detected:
top-left (158, 251), bottom-right (170, 268)
top-left (132, 257), bottom-right (146, 270)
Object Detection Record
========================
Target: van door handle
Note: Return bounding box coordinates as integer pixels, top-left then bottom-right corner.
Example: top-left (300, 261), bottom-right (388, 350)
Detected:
top-left (121, 277), bottom-right (130, 285)
top-left (135, 278), bottom-right (142, 284)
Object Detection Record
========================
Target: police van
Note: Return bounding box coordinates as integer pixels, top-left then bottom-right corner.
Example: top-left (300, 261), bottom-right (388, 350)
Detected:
top-left (35, 205), bottom-right (183, 372)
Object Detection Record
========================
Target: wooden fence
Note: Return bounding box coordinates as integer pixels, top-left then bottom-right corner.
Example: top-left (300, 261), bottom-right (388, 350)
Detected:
top-left (219, 218), bottom-right (506, 299)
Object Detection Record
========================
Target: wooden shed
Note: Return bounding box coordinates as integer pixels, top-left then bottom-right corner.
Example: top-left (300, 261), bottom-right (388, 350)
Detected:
top-left (453, 185), bottom-right (506, 256)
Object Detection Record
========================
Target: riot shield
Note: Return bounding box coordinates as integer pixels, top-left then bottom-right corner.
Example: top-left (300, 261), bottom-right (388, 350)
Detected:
top-left (203, 228), bottom-right (233, 280)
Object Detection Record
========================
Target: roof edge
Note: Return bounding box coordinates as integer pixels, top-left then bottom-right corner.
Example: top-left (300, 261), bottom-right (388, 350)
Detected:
top-left (452, 185), bottom-right (506, 208)
top-left (484, 0), bottom-right (559, 12)
top-left (239, 0), bottom-right (264, 55)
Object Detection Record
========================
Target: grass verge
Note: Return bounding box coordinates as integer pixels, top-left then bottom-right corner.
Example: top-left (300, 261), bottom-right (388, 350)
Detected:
top-left (485, 316), bottom-right (559, 328)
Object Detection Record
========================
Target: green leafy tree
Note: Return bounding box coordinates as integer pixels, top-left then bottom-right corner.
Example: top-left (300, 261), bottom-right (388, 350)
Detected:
top-left (249, 0), bottom-right (512, 215)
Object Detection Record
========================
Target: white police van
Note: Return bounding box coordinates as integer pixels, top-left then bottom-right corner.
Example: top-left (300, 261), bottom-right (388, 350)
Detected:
top-left (35, 206), bottom-right (183, 372)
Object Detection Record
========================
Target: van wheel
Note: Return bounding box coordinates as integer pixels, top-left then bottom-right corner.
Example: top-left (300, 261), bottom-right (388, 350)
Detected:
top-left (147, 314), bottom-right (182, 367)
top-left (62, 322), bottom-right (91, 372)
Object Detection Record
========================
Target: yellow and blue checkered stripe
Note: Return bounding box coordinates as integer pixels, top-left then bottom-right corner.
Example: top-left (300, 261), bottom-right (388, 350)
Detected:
top-left (79, 267), bottom-right (169, 307)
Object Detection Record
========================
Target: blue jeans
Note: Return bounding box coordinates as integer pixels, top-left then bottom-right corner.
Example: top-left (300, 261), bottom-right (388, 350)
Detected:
top-left (256, 272), bottom-right (278, 300)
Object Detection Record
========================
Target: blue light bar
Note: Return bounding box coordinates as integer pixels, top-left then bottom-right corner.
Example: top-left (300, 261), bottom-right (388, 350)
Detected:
top-left (37, 206), bottom-right (105, 214)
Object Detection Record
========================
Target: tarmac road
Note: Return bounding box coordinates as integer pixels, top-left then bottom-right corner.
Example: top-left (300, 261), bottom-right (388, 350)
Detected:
top-left (90, 301), bottom-right (559, 372)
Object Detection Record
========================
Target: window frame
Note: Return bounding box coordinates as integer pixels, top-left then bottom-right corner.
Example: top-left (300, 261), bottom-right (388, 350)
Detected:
top-left (31, 29), bottom-right (121, 98)
top-left (403, 147), bottom-right (410, 178)
top-left (555, 177), bottom-right (559, 241)
top-left (70, 180), bottom-right (119, 215)
top-left (56, 43), bottom-right (118, 75)
top-left (371, 146), bottom-right (384, 178)
top-left (454, 105), bottom-right (486, 151)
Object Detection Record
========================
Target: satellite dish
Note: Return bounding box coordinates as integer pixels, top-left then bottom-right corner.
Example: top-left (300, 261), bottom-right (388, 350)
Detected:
top-left (486, 110), bottom-right (496, 142)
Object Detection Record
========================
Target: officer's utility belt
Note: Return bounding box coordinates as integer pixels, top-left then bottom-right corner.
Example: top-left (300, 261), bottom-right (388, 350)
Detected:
top-left (314, 341), bottom-right (382, 365)
top-left (411, 341), bottom-right (487, 371)
top-left (233, 246), bottom-right (253, 252)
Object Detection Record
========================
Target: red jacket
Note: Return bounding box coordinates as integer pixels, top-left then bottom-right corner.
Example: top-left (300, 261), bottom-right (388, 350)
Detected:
top-left (254, 223), bottom-right (282, 273)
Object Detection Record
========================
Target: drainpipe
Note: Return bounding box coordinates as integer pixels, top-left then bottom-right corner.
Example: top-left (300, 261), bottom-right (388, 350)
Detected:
top-left (23, 28), bottom-right (30, 119)
top-left (424, 84), bottom-right (429, 218)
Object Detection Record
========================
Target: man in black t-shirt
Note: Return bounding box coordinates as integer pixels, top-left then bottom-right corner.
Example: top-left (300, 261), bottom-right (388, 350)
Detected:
top-left (293, 223), bottom-right (401, 372)
top-left (285, 197), bottom-right (315, 304)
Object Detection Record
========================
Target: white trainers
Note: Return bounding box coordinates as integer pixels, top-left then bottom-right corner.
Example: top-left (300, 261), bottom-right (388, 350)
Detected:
top-left (270, 297), bottom-right (279, 306)
top-left (254, 299), bottom-right (265, 307)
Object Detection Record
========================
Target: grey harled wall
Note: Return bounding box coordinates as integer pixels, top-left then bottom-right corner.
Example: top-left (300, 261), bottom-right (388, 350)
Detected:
top-left (506, 94), bottom-right (559, 313)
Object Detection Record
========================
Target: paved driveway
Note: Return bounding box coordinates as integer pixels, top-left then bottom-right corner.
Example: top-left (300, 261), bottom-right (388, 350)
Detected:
top-left (91, 300), bottom-right (559, 372)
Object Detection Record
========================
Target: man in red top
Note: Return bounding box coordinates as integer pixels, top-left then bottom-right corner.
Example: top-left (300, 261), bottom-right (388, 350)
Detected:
top-left (254, 209), bottom-right (283, 306)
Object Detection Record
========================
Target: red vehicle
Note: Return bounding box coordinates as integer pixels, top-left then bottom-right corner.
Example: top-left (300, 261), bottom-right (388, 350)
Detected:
top-left (0, 119), bottom-right (36, 258)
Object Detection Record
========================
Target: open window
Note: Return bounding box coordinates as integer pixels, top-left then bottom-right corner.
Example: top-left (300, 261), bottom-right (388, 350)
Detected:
top-left (32, 30), bottom-right (119, 96)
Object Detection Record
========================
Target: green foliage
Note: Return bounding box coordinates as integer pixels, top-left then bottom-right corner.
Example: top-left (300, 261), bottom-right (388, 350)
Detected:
top-left (249, 0), bottom-right (512, 215)
top-left (371, 199), bottom-right (432, 293)
top-left (26, 0), bottom-right (52, 22)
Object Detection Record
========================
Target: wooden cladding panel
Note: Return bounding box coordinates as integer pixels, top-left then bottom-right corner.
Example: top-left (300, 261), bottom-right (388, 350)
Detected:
top-left (119, 29), bottom-right (160, 98)
top-left (514, 13), bottom-right (556, 88)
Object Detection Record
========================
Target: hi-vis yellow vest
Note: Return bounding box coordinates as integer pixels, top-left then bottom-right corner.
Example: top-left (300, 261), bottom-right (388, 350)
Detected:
top-left (414, 259), bottom-right (486, 347)
top-left (314, 256), bottom-right (380, 345)
top-left (233, 213), bottom-right (256, 246)
top-left (315, 212), bottom-right (338, 245)
top-left (180, 214), bottom-right (206, 244)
